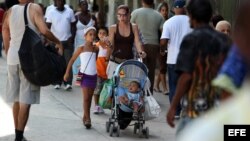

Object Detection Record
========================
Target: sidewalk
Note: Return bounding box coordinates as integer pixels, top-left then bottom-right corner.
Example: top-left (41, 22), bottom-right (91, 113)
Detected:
top-left (0, 57), bottom-right (176, 141)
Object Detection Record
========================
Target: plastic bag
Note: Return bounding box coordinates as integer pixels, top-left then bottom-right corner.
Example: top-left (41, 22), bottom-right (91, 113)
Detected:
top-left (98, 79), bottom-right (113, 109)
top-left (144, 89), bottom-right (161, 120)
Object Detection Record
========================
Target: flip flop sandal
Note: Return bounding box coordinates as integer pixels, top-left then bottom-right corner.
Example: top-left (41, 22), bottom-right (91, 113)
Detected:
top-left (153, 88), bottom-right (162, 93)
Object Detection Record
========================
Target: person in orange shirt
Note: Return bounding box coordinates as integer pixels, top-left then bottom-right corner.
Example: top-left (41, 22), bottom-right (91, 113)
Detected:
top-left (93, 27), bottom-right (110, 114)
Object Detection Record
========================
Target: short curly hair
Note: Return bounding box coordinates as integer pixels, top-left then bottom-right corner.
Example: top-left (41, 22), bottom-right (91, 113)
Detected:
top-left (143, 0), bottom-right (154, 6)
top-left (211, 14), bottom-right (224, 27)
top-left (186, 0), bottom-right (213, 24)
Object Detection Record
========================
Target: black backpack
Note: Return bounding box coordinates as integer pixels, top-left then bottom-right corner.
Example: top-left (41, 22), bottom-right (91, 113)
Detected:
top-left (18, 3), bottom-right (66, 86)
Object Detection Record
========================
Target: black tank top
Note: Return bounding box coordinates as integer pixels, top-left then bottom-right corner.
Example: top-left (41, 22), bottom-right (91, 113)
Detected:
top-left (113, 23), bottom-right (134, 59)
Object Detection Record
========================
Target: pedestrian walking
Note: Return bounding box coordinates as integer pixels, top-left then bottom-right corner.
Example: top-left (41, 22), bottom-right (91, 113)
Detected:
top-left (107, 5), bottom-right (146, 79)
top-left (154, 1), bottom-right (169, 95)
top-left (73, 0), bottom-right (97, 75)
top-left (131, 0), bottom-right (164, 93)
top-left (160, 0), bottom-right (192, 118)
top-left (175, 3), bottom-right (250, 140)
top-left (166, 0), bottom-right (231, 135)
top-left (64, 26), bottom-right (103, 129)
top-left (93, 27), bottom-right (110, 114)
top-left (46, 0), bottom-right (76, 90)
top-left (2, 0), bottom-right (63, 140)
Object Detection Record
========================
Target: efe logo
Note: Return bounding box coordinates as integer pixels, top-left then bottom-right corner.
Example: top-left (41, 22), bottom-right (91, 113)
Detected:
top-left (228, 129), bottom-right (246, 136)
top-left (224, 125), bottom-right (249, 141)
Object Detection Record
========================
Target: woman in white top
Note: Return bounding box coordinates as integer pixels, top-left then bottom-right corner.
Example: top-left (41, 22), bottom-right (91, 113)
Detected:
top-left (64, 27), bottom-right (109, 129)
top-left (73, 0), bottom-right (96, 75)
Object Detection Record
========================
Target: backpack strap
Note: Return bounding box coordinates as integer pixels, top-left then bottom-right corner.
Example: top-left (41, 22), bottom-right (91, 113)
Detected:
top-left (24, 3), bottom-right (30, 26)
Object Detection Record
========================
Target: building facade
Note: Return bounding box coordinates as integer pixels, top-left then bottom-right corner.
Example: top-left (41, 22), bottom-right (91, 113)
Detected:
top-left (34, 0), bottom-right (238, 27)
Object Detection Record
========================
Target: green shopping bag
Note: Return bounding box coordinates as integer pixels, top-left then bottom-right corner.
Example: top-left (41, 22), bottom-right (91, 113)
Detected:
top-left (98, 79), bottom-right (113, 109)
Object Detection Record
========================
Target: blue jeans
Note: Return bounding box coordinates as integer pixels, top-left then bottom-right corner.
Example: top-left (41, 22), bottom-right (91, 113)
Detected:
top-left (167, 64), bottom-right (181, 115)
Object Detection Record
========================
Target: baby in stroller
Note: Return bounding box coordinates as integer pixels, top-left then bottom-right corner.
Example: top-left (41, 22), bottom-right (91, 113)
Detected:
top-left (119, 81), bottom-right (144, 119)
top-left (106, 60), bottom-right (149, 138)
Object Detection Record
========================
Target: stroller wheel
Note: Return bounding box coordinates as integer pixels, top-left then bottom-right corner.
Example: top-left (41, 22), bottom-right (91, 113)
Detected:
top-left (106, 121), bottom-right (110, 133)
top-left (133, 124), bottom-right (137, 134)
top-left (143, 127), bottom-right (149, 139)
top-left (134, 123), bottom-right (140, 134)
top-left (109, 124), bottom-right (114, 137)
top-left (116, 125), bottom-right (120, 137)
top-left (138, 124), bottom-right (143, 138)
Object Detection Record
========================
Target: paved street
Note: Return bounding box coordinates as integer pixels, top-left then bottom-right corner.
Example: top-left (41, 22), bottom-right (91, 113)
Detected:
top-left (0, 56), bottom-right (176, 141)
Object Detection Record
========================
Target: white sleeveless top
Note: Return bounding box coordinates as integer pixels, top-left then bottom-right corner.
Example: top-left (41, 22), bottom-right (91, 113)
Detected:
top-left (8, 4), bottom-right (38, 65)
top-left (80, 52), bottom-right (97, 75)
top-left (98, 45), bottom-right (108, 57)
top-left (74, 17), bottom-right (95, 48)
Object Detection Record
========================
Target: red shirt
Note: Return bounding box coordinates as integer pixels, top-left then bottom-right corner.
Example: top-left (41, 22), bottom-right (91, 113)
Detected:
top-left (0, 8), bottom-right (5, 33)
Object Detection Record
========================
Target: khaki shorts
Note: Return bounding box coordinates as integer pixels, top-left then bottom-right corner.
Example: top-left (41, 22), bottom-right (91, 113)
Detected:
top-left (5, 65), bottom-right (40, 104)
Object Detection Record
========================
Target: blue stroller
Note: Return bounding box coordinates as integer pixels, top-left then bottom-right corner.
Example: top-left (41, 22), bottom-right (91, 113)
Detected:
top-left (106, 60), bottom-right (149, 138)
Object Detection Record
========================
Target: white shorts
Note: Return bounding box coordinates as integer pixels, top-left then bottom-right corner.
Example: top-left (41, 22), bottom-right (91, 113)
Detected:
top-left (5, 65), bottom-right (40, 104)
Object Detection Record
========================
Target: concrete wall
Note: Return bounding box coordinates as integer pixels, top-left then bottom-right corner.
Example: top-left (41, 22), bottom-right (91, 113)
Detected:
top-left (217, 0), bottom-right (239, 25)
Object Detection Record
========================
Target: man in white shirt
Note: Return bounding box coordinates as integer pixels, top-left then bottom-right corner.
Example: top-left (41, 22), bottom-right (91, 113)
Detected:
top-left (44, 0), bottom-right (70, 20)
top-left (130, 0), bottom-right (165, 93)
top-left (160, 0), bottom-right (192, 118)
top-left (46, 0), bottom-right (76, 90)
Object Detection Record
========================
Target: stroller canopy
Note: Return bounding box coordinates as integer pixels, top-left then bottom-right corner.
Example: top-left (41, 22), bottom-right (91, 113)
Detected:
top-left (113, 59), bottom-right (149, 92)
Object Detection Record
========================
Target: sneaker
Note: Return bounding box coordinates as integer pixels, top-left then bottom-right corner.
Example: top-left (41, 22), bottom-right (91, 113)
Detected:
top-left (98, 106), bottom-right (105, 114)
top-left (64, 84), bottom-right (72, 91)
top-left (93, 106), bottom-right (99, 114)
top-left (54, 84), bottom-right (60, 89)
